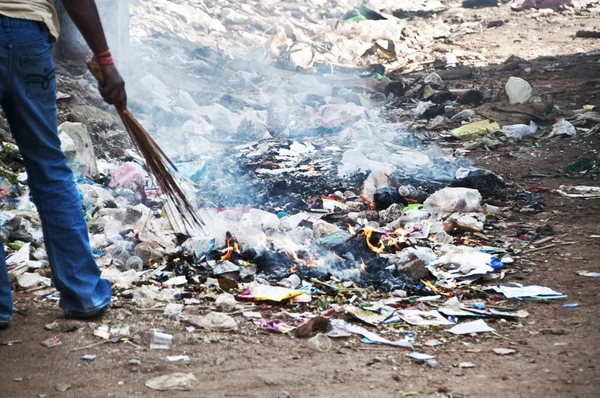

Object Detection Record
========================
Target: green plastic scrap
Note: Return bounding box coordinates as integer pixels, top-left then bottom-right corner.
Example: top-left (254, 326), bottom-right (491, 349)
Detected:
top-left (404, 204), bottom-right (423, 212)
top-left (343, 6), bottom-right (386, 23)
top-left (463, 136), bottom-right (502, 150)
top-left (564, 158), bottom-right (598, 174)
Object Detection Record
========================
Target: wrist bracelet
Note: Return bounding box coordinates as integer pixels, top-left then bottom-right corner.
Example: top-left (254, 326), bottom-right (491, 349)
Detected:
top-left (94, 49), bottom-right (111, 58)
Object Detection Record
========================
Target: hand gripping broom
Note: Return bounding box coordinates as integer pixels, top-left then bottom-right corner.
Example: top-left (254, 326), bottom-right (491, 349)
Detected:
top-left (87, 60), bottom-right (205, 233)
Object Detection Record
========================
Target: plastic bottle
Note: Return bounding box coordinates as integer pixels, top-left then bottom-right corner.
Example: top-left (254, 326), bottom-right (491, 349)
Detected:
top-left (125, 256), bottom-right (144, 272)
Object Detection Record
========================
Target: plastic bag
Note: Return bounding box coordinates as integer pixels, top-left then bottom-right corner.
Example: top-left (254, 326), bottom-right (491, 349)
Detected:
top-left (501, 121), bottom-right (538, 139)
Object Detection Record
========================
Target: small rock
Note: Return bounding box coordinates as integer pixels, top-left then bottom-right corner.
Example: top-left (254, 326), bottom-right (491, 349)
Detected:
top-left (44, 322), bottom-right (59, 331)
top-left (278, 391), bottom-right (291, 398)
top-left (396, 256), bottom-right (429, 280)
top-left (493, 348), bottom-right (516, 356)
top-left (14, 377), bottom-right (23, 382)
top-left (426, 359), bottom-right (441, 368)
top-left (129, 357), bottom-right (142, 365)
top-left (261, 376), bottom-right (283, 386)
top-left (145, 373), bottom-right (197, 391)
top-left (459, 362), bottom-right (476, 368)
top-left (215, 357), bottom-right (226, 366)
top-left (55, 384), bottom-right (71, 392)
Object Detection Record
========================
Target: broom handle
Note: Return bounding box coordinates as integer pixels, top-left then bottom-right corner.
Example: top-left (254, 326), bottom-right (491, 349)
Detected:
top-left (87, 60), bottom-right (128, 120)
top-left (86, 60), bottom-right (204, 231)
top-left (87, 60), bottom-right (177, 164)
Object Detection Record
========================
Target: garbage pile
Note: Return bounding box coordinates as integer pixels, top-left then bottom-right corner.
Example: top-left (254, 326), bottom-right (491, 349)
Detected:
top-left (2, 0), bottom-right (594, 355)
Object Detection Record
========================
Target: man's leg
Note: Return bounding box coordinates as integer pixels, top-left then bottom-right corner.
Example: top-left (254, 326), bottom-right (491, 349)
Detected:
top-left (1, 18), bottom-right (111, 317)
top-left (0, 241), bottom-right (12, 326)
top-left (0, 16), bottom-right (13, 325)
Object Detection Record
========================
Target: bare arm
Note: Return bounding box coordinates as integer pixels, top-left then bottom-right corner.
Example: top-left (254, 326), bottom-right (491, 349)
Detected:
top-left (60, 0), bottom-right (127, 111)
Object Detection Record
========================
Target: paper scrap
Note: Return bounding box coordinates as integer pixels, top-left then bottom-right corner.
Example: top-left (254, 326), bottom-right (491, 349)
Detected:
top-left (332, 320), bottom-right (412, 348)
top-left (16, 272), bottom-right (52, 289)
top-left (447, 320), bottom-right (495, 335)
top-left (6, 243), bottom-right (31, 267)
top-left (162, 275), bottom-right (188, 287)
top-left (424, 339), bottom-right (443, 347)
top-left (556, 185), bottom-right (600, 199)
top-left (238, 284), bottom-right (304, 302)
top-left (397, 310), bottom-right (453, 326)
top-left (408, 352), bottom-right (435, 360)
top-left (167, 355), bottom-right (190, 362)
top-left (493, 348), bottom-right (516, 355)
top-left (493, 285), bottom-right (563, 299)
top-left (576, 270), bottom-right (600, 278)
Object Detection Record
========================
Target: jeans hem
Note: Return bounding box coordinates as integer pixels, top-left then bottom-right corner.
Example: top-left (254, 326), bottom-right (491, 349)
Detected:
top-left (62, 300), bottom-right (110, 318)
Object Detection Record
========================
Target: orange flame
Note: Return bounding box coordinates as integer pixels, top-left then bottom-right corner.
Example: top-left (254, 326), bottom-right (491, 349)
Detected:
top-left (364, 228), bottom-right (385, 254)
top-left (220, 237), bottom-right (240, 261)
top-left (360, 258), bottom-right (368, 274)
top-left (359, 194), bottom-right (376, 210)
top-left (306, 252), bottom-right (323, 268)
top-left (421, 280), bottom-right (452, 297)
top-left (348, 224), bottom-right (356, 235)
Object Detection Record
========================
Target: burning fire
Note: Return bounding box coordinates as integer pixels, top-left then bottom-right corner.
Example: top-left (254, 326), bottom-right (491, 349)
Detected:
top-left (221, 235), bottom-right (240, 261)
top-left (347, 223), bottom-right (356, 235)
top-left (421, 280), bottom-right (452, 297)
top-left (360, 258), bottom-right (368, 274)
top-left (364, 228), bottom-right (385, 254)
top-left (349, 224), bottom-right (408, 254)
top-left (272, 237), bottom-right (325, 273)
top-left (359, 194), bottom-right (376, 210)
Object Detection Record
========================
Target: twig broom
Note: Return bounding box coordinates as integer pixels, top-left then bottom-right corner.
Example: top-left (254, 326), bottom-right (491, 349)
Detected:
top-left (87, 60), bottom-right (205, 233)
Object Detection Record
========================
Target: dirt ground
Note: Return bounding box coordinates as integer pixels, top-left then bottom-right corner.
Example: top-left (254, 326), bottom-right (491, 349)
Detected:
top-left (1, 4), bottom-right (600, 398)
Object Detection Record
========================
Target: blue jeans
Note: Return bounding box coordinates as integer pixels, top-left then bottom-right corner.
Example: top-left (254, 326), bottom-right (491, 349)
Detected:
top-left (0, 16), bottom-right (111, 321)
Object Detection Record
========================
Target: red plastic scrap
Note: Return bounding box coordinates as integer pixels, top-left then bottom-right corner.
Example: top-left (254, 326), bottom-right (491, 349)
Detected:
top-left (40, 336), bottom-right (62, 348)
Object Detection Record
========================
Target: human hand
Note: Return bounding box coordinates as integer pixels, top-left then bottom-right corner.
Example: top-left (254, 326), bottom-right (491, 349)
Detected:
top-left (98, 63), bottom-right (127, 112)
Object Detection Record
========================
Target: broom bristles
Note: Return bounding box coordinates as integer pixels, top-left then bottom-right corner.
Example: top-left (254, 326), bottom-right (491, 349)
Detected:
top-left (87, 61), bottom-right (205, 233)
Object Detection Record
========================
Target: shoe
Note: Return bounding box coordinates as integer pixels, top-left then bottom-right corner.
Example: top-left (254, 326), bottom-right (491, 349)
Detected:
top-left (64, 305), bottom-right (108, 321)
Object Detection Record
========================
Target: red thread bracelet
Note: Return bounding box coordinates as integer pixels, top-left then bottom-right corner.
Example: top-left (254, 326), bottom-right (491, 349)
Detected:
top-left (93, 55), bottom-right (114, 65)
top-left (95, 49), bottom-right (111, 58)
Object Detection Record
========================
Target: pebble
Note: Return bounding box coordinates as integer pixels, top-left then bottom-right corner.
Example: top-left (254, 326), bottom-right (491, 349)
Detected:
top-left (44, 322), bottom-right (59, 331)
top-left (493, 348), bottom-right (517, 356)
top-left (215, 357), bottom-right (226, 366)
top-left (55, 384), bottom-right (71, 392)
top-left (14, 377), bottom-right (23, 382)
top-left (129, 358), bottom-right (141, 365)
top-left (278, 392), bottom-right (290, 398)
top-left (426, 359), bottom-right (441, 368)
top-left (262, 377), bottom-right (283, 386)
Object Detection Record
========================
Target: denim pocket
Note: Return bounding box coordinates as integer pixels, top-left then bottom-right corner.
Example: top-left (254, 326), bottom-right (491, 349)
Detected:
top-left (21, 46), bottom-right (56, 102)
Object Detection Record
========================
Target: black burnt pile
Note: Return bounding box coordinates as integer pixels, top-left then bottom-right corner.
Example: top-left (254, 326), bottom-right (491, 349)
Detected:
top-left (189, 226), bottom-right (435, 295)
